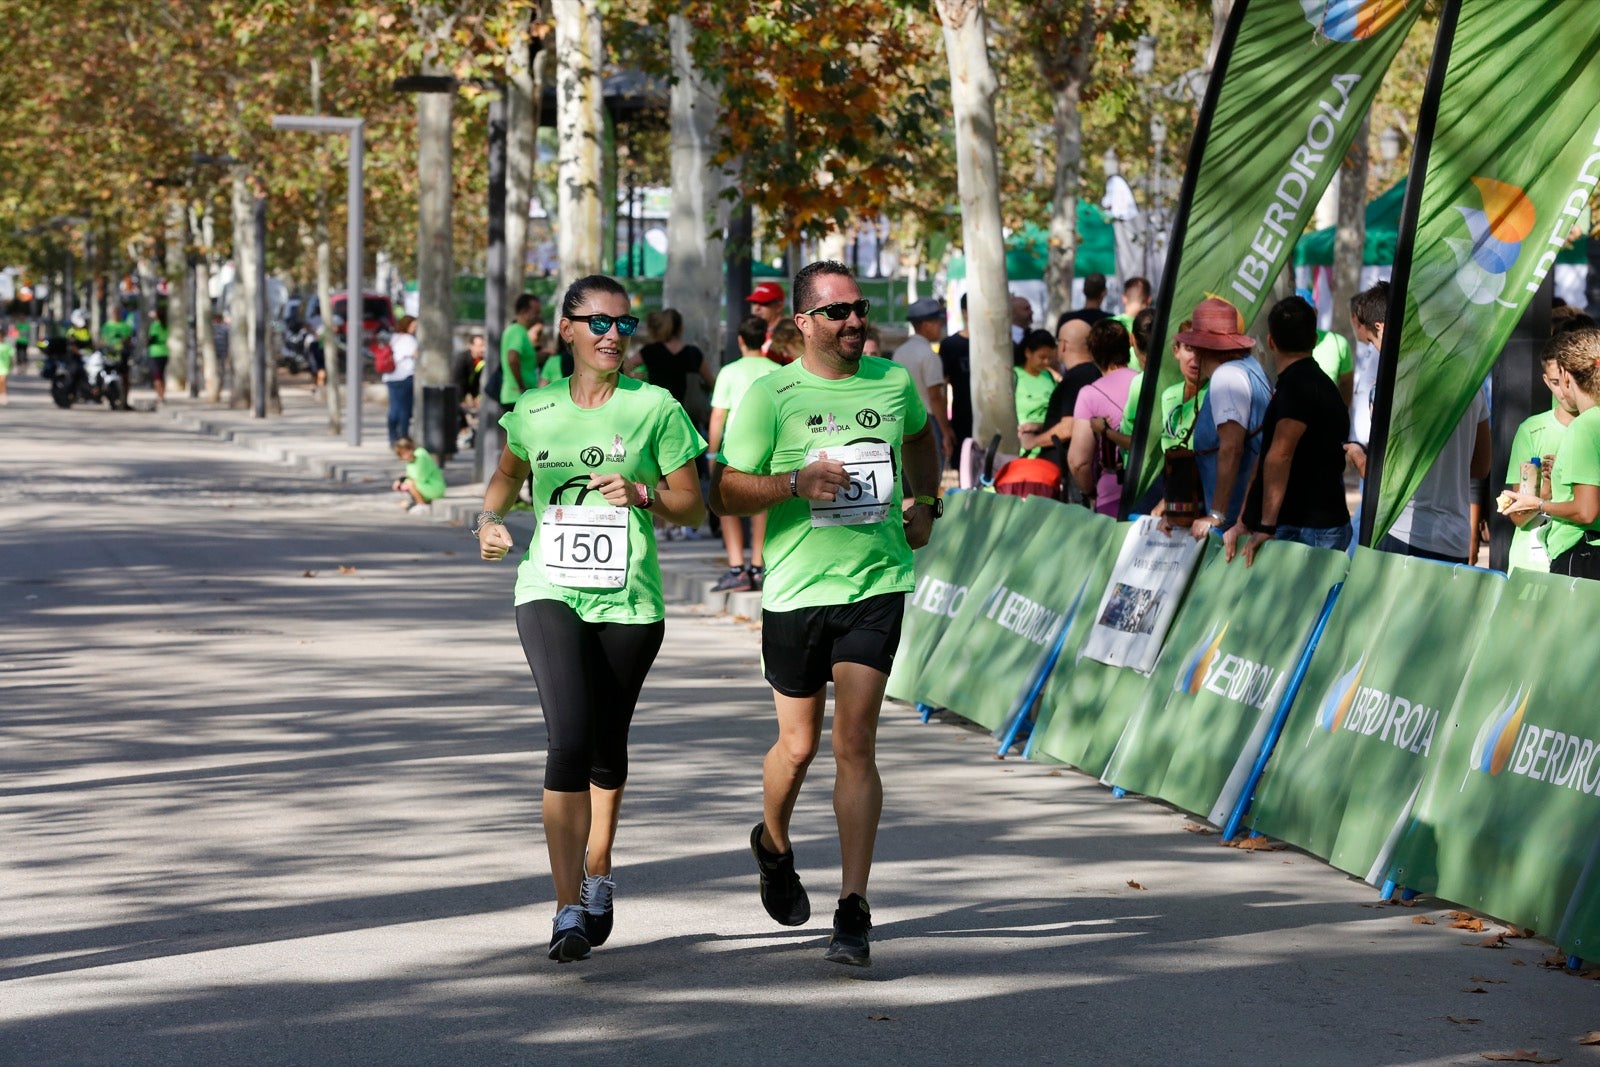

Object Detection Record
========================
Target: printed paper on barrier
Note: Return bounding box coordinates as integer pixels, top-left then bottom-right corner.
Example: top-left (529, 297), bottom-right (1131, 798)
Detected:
top-left (1381, 569), bottom-right (1600, 952)
top-left (1130, 0), bottom-right (1421, 494)
top-left (1080, 516), bottom-right (1206, 674)
top-left (1371, 0), bottom-right (1600, 542)
top-left (1247, 549), bottom-right (1503, 882)
top-left (1101, 539), bottom-right (1349, 825)
top-left (886, 490), bottom-right (1011, 704)
top-left (918, 500), bottom-right (1121, 733)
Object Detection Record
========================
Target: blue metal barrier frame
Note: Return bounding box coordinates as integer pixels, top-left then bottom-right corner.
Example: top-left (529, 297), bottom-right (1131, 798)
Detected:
top-left (1221, 581), bottom-right (1345, 842)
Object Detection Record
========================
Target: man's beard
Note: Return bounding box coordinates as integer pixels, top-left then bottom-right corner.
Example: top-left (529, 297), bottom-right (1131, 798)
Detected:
top-left (817, 325), bottom-right (866, 364)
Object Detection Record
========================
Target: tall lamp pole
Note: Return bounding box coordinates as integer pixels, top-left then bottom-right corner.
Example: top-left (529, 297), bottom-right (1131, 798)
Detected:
top-left (269, 116), bottom-right (365, 446)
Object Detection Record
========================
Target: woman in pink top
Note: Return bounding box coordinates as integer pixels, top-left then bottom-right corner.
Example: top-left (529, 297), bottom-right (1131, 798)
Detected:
top-left (1069, 319), bottom-right (1137, 516)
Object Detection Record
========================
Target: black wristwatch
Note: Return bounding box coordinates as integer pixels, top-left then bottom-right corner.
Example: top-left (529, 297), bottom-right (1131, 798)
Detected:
top-left (913, 495), bottom-right (944, 518)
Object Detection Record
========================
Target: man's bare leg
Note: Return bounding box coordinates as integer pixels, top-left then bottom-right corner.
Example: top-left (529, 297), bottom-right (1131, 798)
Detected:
top-left (760, 687), bottom-right (824, 853)
top-left (830, 662), bottom-right (887, 899)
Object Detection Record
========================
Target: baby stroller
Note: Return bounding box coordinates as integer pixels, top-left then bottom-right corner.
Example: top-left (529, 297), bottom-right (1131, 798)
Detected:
top-left (960, 433), bottom-right (1072, 502)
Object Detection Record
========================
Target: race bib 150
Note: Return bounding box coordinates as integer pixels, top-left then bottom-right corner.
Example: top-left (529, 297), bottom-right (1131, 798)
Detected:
top-left (539, 504), bottom-right (630, 588)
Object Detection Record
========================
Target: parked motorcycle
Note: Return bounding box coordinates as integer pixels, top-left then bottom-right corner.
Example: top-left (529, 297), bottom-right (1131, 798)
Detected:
top-left (50, 347), bottom-right (125, 409)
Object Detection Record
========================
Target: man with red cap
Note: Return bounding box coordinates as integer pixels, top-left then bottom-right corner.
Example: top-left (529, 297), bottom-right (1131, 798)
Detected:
top-left (1171, 297), bottom-right (1272, 540)
top-left (746, 281), bottom-right (787, 358)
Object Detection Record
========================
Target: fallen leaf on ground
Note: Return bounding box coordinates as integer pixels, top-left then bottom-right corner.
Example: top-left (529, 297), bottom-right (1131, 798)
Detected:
top-left (1412, 916), bottom-right (1437, 925)
top-left (301, 570), bottom-right (317, 578)
top-left (1127, 880), bottom-right (1147, 890)
top-left (1480, 1050), bottom-right (1560, 1063)
top-left (991, 754), bottom-right (1005, 760)
top-left (1504, 925), bottom-right (1531, 938)
top-left (1046, 769), bottom-right (1063, 776)
top-left (1447, 1016), bottom-right (1482, 1025)
top-left (867, 1014), bottom-right (891, 1022)
top-left (1184, 824), bottom-right (1217, 835)
top-left (1577, 1033), bottom-right (1600, 1046)
top-left (1452, 917), bottom-right (1487, 932)
top-left (1465, 987), bottom-right (1489, 994)
top-left (1470, 977), bottom-right (1508, 984)
top-left (1541, 954), bottom-right (1569, 969)
top-left (338, 565), bottom-right (357, 574)
top-left (1479, 935), bottom-right (1508, 949)
top-left (1221, 836), bottom-right (1285, 852)
top-left (1513, 959), bottom-right (1528, 967)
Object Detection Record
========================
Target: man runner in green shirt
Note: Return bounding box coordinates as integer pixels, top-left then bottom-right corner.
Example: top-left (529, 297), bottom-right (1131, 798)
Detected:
top-left (713, 260), bottom-right (941, 968)
top-left (499, 293), bottom-right (543, 405)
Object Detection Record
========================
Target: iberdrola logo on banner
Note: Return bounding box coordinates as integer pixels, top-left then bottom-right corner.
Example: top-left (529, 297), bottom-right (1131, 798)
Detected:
top-left (1467, 686), bottom-right (1531, 779)
top-left (1314, 655), bottom-right (1366, 733)
top-left (1413, 176), bottom-right (1536, 351)
top-left (1303, 0), bottom-right (1410, 41)
top-left (1175, 622), bottom-right (1228, 696)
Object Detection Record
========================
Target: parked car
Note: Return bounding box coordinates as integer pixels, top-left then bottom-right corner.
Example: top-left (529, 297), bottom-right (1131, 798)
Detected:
top-left (304, 291), bottom-right (396, 375)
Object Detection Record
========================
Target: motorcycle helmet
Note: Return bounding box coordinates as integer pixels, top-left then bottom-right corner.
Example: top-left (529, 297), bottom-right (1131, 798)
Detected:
top-left (69, 308), bottom-right (88, 328)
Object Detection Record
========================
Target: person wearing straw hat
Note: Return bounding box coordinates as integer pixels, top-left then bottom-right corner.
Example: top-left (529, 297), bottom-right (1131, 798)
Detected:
top-left (1171, 297), bottom-right (1272, 540)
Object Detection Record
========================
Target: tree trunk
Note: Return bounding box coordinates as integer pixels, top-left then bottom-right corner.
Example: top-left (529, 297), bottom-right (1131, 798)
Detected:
top-left (1045, 77), bottom-right (1084, 327)
top-left (663, 15), bottom-right (727, 363)
top-left (1206, 0), bottom-right (1233, 73)
top-left (505, 7), bottom-right (549, 301)
top-left (1333, 115), bottom-right (1370, 351)
top-left (316, 187), bottom-right (341, 433)
top-left (416, 66), bottom-right (454, 391)
top-left (938, 0), bottom-right (1016, 449)
top-left (556, 0), bottom-right (605, 294)
top-left (229, 167), bottom-right (257, 409)
top-left (164, 197), bottom-right (189, 391)
top-left (192, 204), bottom-right (221, 402)
top-left (88, 234), bottom-right (103, 346)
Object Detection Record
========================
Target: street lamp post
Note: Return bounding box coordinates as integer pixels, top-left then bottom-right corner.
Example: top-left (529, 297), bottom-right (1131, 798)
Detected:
top-left (269, 116), bottom-right (365, 447)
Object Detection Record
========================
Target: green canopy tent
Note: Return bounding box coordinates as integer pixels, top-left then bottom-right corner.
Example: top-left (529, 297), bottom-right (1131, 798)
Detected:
top-left (946, 204), bottom-right (1120, 282)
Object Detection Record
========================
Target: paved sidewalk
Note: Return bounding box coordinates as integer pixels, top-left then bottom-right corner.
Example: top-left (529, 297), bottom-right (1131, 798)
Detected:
top-left (3, 372), bottom-right (1596, 1066)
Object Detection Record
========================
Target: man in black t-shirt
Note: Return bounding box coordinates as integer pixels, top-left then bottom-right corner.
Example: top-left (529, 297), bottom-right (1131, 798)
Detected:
top-left (1024, 317), bottom-right (1099, 454)
top-left (1056, 272), bottom-right (1112, 331)
top-left (940, 293), bottom-right (973, 459)
top-left (1233, 296), bottom-right (1352, 565)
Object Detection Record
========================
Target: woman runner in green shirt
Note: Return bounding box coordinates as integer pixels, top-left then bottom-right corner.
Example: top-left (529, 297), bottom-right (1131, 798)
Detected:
top-left (475, 274), bottom-right (707, 963)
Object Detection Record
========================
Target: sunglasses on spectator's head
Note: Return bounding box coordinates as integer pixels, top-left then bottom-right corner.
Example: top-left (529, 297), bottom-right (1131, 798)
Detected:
top-left (568, 313), bottom-right (639, 337)
top-left (799, 299), bottom-right (870, 321)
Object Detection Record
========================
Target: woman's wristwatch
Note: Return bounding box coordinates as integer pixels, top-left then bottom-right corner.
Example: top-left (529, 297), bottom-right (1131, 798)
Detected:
top-left (1206, 509), bottom-right (1228, 526)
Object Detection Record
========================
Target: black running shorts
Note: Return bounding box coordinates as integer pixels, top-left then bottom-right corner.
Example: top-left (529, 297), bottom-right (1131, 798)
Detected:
top-left (760, 592), bottom-right (905, 697)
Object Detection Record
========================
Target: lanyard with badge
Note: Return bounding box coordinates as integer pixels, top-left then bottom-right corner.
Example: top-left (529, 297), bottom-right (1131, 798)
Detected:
top-left (806, 442), bottom-right (894, 527)
top-left (540, 476), bottom-right (630, 588)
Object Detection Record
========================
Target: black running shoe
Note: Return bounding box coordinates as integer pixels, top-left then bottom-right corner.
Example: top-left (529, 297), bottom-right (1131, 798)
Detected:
top-left (824, 893), bottom-right (872, 967)
top-left (713, 566), bottom-right (753, 593)
top-left (750, 821), bottom-right (810, 926)
top-left (548, 904), bottom-right (591, 963)
top-left (580, 871), bottom-right (614, 946)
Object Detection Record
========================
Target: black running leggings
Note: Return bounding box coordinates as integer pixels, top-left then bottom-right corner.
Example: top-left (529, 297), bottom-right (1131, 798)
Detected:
top-left (516, 599), bottom-right (665, 793)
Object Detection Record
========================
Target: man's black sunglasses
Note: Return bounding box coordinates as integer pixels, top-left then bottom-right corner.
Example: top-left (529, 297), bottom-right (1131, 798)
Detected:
top-left (799, 299), bottom-right (871, 321)
top-left (568, 313), bottom-right (640, 337)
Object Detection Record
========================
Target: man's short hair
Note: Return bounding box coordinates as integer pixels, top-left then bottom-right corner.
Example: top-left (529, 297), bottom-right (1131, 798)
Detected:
top-left (792, 260), bottom-right (854, 316)
top-left (1083, 273), bottom-right (1107, 300)
top-left (959, 291), bottom-right (967, 312)
top-left (514, 292), bottom-right (540, 315)
top-left (1268, 295), bottom-right (1318, 353)
top-left (1349, 281), bottom-right (1389, 332)
top-left (1022, 328), bottom-right (1056, 353)
top-left (1122, 276), bottom-right (1152, 302)
top-left (736, 314), bottom-right (768, 352)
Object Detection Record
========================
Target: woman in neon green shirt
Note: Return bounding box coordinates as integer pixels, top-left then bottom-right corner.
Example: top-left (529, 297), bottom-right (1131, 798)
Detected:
top-left (475, 274), bottom-right (707, 963)
top-left (1506, 328), bottom-right (1600, 580)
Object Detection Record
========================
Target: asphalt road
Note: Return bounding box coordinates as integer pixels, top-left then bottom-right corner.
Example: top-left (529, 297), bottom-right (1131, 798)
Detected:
top-left (1, 374), bottom-right (1595, 1066)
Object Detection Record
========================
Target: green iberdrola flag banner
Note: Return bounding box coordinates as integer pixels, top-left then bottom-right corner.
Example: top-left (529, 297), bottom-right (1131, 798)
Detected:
top-left (1246, 550), bottom-right (1503, 882)
top-left (1383, 570), bottom-right (1600, 954)
top-left (1131, 0), bottom-right (1421, 494)
top-left (1371, 0), bottom-right (1600, 541)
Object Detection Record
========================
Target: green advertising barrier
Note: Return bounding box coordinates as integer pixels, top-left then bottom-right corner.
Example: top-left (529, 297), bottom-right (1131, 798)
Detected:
top-left (918, 500), bottom-right (1121, 734)
top-left (1101, 540), bottom-right (1349, 825)
top-left (886, 489), bottom-right (1011, 705)
top-left (1246, 550), bottom-right (1504, 882)
top-left (1030, 536), bottom-right (1215, 779)
top-left (1381, 569), bottom-right (1600, 956)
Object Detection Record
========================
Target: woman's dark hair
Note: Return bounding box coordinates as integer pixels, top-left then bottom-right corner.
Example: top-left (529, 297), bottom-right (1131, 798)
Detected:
top-left (1088, 318), bottom-right (1131, 369)
top-left (1132, 306), bottom-right (1155, 357)
top-left (561, 274), bottom-right (629, 319)
top-left (1022, 328), bottom-right (1056, 353)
